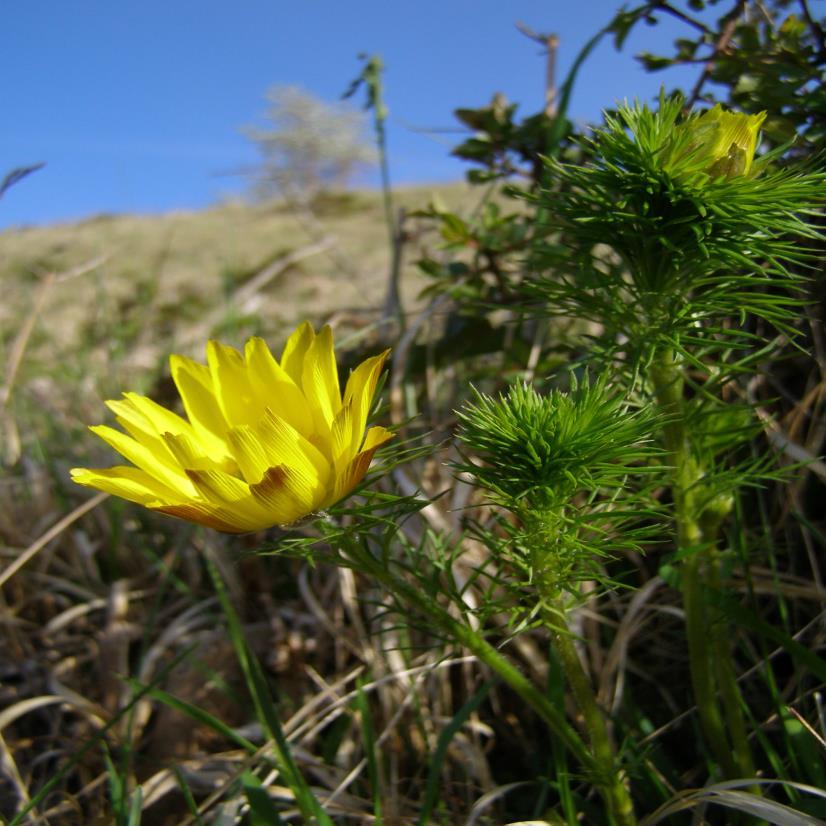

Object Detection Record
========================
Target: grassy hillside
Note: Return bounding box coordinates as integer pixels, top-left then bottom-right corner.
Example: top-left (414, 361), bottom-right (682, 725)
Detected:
top-left (2, 184), bottom-right (471, 381)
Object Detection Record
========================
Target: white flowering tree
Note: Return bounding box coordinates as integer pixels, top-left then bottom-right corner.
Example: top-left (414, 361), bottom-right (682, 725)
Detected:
top-left (243, 85), bottom-right (376, 204)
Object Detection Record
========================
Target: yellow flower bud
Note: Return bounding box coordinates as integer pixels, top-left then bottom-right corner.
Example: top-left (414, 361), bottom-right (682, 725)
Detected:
top-left (665, 104), bottom-right (767, 179)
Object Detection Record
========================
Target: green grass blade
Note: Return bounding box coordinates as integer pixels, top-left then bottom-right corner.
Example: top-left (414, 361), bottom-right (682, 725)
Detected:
top-left (207, 558), bottom-right (332, 826)
top-left (417, 679), bottom-right (492, 826)
top-left (708, 590), bottom-right (826, 682)
top-left (126, 680), bottom-right (258, 754)
top-left (172, 766), bottom-right (206, 825)
top-left (355, 678), bottom-right (382, 824)
top-left (241, 771), bottom-right (286, 826)
top-left (102, 745), bottom-right (125, 824)
top-left (126, 787), bottom-right (143, 826)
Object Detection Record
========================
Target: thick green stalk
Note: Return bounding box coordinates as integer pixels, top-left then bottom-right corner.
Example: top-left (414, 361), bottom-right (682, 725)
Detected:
top-left (681, 551), bottom-right (738, 776)
top-left (649, 349), bottom-right (738, 776)
top-left (547, 604), bottom-right (637, 826)
top-left (705, 541), bottom-right (757, 781)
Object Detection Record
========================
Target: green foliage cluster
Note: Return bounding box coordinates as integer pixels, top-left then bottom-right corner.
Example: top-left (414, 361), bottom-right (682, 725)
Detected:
top-left (392, 1), bottom-right (826, 821)
top-left (529, 95), bottom-right (824, 342)
top-left (622, 0), bottom-right (826, 150)
top-left (456, 379), bottom-right (660, 604)
top-left (456, 378), bottom-right (654, 510)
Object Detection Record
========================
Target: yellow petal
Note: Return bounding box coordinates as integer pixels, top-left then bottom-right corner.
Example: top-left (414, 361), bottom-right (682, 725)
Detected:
top-left (280, 321), bottom-right (315, 385)
top-left (206, 341), bottom-right (259, 428)
top-left (244, 337), bottom-right (313, 436)
top-left (161, 431), bottom-right (234, 474)
top-left (225, 424), bottom-right (272, 484)
top-left (331, 402), bottom-right (356, 472)
top-left (105, 397), bottom-right (155, 441)
top-left (89, 425), bottom-right (197, 496)
top-left (342, 349), bottom-right (390, 453)
top-left (169, 354), bottom-right (231, 452)
top-left (668, 104), bottom-right (767, 180)
top-left (71, 323), bottom-right (391, 533)
top-left (253, 409), bottom-right (331, 487)
top-left (106, 396), bottom-right (193, 466)
top-left (121, 392), bottom-right (192, 438)
top-left (70, 466), bottom-right (181, 506)
top-left (301, 325), bottom-right (341, 436)
top-left (708, 109), bottom-right (766, 177)
top-left (325, 425), bottom-right (393, 506)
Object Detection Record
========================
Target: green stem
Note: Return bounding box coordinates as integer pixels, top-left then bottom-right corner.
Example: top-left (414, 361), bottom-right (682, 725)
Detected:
top-left (682, 551), bottom-right (739, 776)
top-left (649, 349), bottom-right (738, 776)
top-left (548, 603), bottom-right (637, 826)
top-left (705, 539), bottom-right (757, 782)
top-left (366, 57), bottom-right (405, 331)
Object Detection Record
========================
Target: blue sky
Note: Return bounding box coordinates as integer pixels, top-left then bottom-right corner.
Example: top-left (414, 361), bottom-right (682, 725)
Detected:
top-left (1, 1), bottom-right (709, 228)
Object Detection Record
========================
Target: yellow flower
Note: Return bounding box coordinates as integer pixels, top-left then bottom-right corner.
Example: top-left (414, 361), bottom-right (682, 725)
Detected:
top-left (71, 323), bottom-right (392, 533)
top-left (665, 104), bottom-right (767, 179)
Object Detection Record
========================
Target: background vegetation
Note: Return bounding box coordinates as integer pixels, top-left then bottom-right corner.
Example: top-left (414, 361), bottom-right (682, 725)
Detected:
top-left (1, 0), bottom-right (825, 823)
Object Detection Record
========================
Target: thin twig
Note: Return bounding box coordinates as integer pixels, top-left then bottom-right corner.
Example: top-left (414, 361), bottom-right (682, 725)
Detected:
top-left (687, 0), bottom-right (747, 106)
top-left (1, 255), bottom-right (107, 410)
top-left (0, 492), bottom-right (108, 589)
top-left (234, 236), bottom-right (336, 310)
top-left (652, 1), bottom-right (713, 35)
top-left (798, 0), bottom-right (826, 60)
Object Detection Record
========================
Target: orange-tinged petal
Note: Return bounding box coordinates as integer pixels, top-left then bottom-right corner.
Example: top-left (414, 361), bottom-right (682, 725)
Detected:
top-left (184, 469), bottom-right (274, 530)
top-left (185, 468), bottom-right (251, 504)
top-left (325, 425), bottom-right (393, 505)
top-left (152, 503), bottom-right (252, 533)
top-left (249, 466), bottom-right (320, 524)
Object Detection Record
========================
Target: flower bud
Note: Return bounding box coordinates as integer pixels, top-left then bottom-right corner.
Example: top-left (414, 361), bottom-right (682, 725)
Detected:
top-left (664, 105), bottom-right (767, 179)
